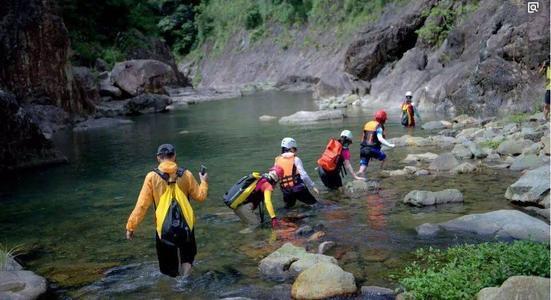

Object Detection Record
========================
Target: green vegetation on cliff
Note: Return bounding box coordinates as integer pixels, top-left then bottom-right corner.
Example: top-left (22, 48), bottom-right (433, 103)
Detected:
top-left (399, 241), bottom-right (550, 299)
top-left (61, 0), bottom-right (404, 65)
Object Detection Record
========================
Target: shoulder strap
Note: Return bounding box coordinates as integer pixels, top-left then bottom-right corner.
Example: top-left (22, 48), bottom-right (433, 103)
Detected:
top-left (176, 167), bottom-right (186, 177)
top-left (153, 168), bottom-right (170, 182)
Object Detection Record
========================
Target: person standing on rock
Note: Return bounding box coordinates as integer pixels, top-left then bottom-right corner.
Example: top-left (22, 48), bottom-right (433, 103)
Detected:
top-left (317, 130), bottom-right (366, 190)
top-left (275, 138), bottom-right (319, 208)
top-left (357, 110), bottom-right (395, 176)
top-left (400, 91), bottom-right (421, 127)
top-left (125, 144), bottom-right (208, 278)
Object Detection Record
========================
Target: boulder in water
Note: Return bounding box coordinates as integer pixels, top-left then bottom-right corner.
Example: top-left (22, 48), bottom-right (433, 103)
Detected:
top-left (476, 276), bottom-right (550, 300)
top-left (360, 286), bottom-right (396, 300)
top-left (73, 118), bottom-right (133, 131)
top-left (416, 210), bottom-right (550, 243)
top-left (344, 180), bottom-right (380, 198)
top-left (505, 165), bottom-right (550, 205)
top-left (0, 271), bottom-right (47, 299)
top-left (111, 59), bottom-right (177, 96)
top-left (509, 154), bottom-right (545, 171)
top-left (259, 115), bottom-right (277, 121)
top-left (422, 120), bottom-right (450, 130)
top-left (403, 189), bottom-right (463, 206)
top-left (497, 139), bottom-right (533, 156)
top-left (291, 262), bottom-right (357, 299)
top-left (124, 93), bottom-right (171, 115)
top-left (450, 162), bottom-right (478, 174)
top-left (452, 144), bottom-right (473, 159)
top-left (278, 110), bottom-right (345, 125)
top-left (429, 153), bottom-right (460, 171)
top-left (258, 243), bottom-right (337, 281)
top-left (402, 152), bottom-right (439, 164)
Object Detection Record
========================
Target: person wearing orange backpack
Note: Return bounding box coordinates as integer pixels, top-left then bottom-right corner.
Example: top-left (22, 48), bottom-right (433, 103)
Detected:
top-left (275, 137), bottom-right (319, 208)
top-left (317, 130), bottom-right (366, 190)
top-left (357, 110), bottom-right (395, 176)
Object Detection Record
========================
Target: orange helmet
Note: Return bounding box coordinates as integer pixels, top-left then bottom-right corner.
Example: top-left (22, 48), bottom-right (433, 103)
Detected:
top-left (375, 110), bottom-right (387, 123)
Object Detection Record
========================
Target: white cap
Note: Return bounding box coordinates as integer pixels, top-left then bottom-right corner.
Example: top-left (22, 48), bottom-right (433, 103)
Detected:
top-left (405, 91), bottom-right (413, 97)
top-left (281, 137), bottom-right (297, 149)
top-left (340, 130), bottom-right (353, 140)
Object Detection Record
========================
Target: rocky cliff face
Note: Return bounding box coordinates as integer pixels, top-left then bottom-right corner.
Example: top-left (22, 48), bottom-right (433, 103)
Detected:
top-left (0, 0), bottom-right (94, 113)
top-left (190, 0), bottom-right (549, 116)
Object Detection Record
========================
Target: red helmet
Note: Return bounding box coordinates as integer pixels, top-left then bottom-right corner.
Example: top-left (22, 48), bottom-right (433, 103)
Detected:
top-left (375, 110), bottom-right (387, 123)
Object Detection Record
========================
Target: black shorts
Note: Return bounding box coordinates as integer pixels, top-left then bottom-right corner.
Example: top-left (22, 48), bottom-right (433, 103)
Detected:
top-left (318, 167), bottom-right (342, 190)
top-left (282, 185), bottom-right (317, 208)
top-left (155, 232), bottom-right (197, 277)
top-left (545, 90), bottom-right (550, 105)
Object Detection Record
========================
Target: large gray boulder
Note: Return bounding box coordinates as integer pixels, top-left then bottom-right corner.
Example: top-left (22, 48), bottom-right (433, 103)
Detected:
top-left (505, 165), bottom-right (550, 205)
top-left (509, 154), bottom-right (545, 171)
top-left (278, 110), bottom-right (344, 125)
top-left (429, 153), bottom-right (460, 171)
top-left (416, 210), bottom-right (550, 243)
top-left (291, 262), bottom-right (357, 299)
top-left (403, 189), bottom-right (463, 206)
top-left (477, 276), bottom-right (550, 300)
top-left (258, 243), bottom-right (337, 281)
top-left (72, 66), bottom-right (100, 105)
top-left (497, 139), bottom-right (533, 156)
top-left (0, 271), bottom-right (47, 299)
top-left (111, 59), bottom-right (177, 96)
top-left (124, 93), bottom-right (171, 115)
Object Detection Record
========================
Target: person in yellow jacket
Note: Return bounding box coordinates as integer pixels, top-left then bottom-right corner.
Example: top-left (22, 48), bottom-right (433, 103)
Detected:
top-left (125, 144), bottom-right (208, 278)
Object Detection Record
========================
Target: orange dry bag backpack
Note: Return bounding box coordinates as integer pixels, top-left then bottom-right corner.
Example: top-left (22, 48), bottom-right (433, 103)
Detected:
top-left (317, 138), bottom-right (343, 172)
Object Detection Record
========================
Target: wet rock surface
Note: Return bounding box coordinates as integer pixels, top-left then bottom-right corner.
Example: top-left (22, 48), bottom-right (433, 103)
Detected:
top-left (403, 189), bottom-right (463, 207)
top-left (278, 110), bottom-right (345, 125)
top-left (416, 209), bottom-right (550, 243)
top-left (291, 262), bottom-right (357, 300)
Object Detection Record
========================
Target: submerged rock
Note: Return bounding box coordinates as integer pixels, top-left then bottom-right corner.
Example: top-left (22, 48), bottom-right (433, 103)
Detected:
top-left (73, 118), bottom-right (133, 131)
top-left (402, 152), bottom-right (438, 164)
top-left (124, 93), bottom-right (171, 115)
top-left (344, 180), bottom-right (380, 198)
top-left (258, 243), bottom-right (337, 281)
top-left (403, 189), bottom-right (463, 207)
top-left (0, 271), bottom-right (47, 299)
top-left (259, 115), bottom-right (277, 121)
top-left (360, 286), bottom-right (396, 300)
top-left (278, 110), bottom-right (345, 125)
top-left (291, 262), bottom-right (357, 299)
top-left (318, 241), bottom-right (336, 254)
top-left (416, 210), bottom-right (549, 243)
top-left (476, 276), bottom-right (550, 300)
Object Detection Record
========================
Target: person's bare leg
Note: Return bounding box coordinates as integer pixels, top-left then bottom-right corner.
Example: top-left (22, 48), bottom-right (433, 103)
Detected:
top-left (357, 165), bottom-right (367, 176)
top-left (180, 263), bottom-right (192, 278)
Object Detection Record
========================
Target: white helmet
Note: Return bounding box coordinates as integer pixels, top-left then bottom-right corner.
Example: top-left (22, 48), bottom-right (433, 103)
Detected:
top-left (281, 137), bottom-right (297, 149)
top-left (405, 91), bottom-right (413, 97)
top-left (340, 130), bottom-right (353, 140)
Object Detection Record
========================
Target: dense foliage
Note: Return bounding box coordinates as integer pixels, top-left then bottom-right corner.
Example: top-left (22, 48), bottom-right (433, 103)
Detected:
top-left (399, 241), bottom-right (550, 299)
top-left (61, 0), bottom-right (404, 65)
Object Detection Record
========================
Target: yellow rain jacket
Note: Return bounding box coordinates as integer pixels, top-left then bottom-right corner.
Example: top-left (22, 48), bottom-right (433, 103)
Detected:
top-left (126, 161), bottom-right (208, 232)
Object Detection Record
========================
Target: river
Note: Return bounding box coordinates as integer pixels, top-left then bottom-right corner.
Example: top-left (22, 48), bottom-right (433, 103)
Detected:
top-left (0, 91), bottom-right (518, 298)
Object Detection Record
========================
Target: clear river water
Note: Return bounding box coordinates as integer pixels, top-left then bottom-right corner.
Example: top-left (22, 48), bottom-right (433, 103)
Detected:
top-left (0, 91), bottom-right (518, 299)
